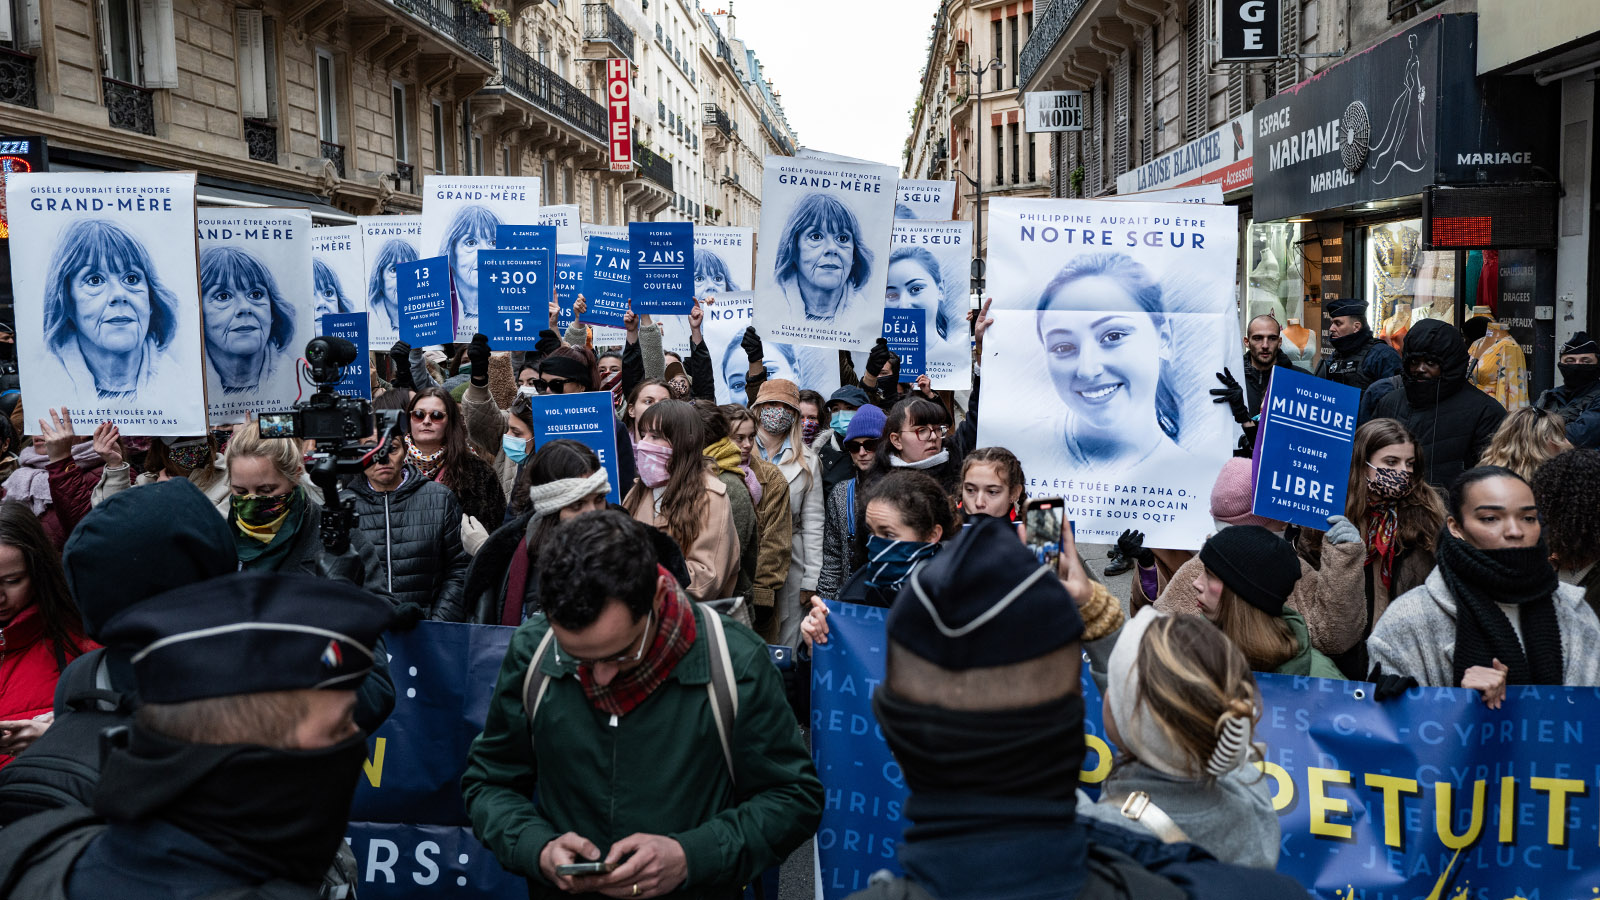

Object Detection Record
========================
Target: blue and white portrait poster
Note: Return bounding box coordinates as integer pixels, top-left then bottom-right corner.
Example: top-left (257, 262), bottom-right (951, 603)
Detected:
top-left (197, 208), bottom-right (316, 426)
top-left (319, 312), bottom-right (370, 400)
top-left (755, 155), bottom-right (896, 351)
top-left (528, 393), bottom-right (622, 504)
top-left (478, 250), bottom-right (550, 351)
top-left (976, 197), bottom-right (1243, 549)
top-left (5, 171), bottom-right (208, 435)
top-left (359, 214), bottom-right (421, 348)
top-left (397, 256), bottom-right (452, 347)
top-left (629, 221), bottom-right (693, 315)
top-left (1252, 366), bottom-right (1360, 530)
top-left (580, 237), bottom-right (629, 329)
top-left (311, 225), bottom-right (366, 322)
top-left (534, 204), bottom-right (581, 247)
top-left (660, 226), bottom-right (755, 356)
top-left (419, 175), bottom-right (540, 341)
top-left (888, 219), bottom-right (972, 390)
top-left (881, 308), bottom-right (924, 382)
top-left (700, 291), bottom-right (840, 406)
top-left (894, 179), bottom-right (955, 220)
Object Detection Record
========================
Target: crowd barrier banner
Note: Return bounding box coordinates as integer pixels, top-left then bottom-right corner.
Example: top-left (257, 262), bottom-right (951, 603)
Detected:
top-left (811, 601), bottom-right (1600, 900)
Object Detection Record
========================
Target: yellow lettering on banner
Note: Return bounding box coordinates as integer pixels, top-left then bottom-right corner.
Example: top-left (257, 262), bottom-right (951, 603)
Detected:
top-left (1079, 734), bottom-right (1112, 785)
top-left (1252, 760), bottom-right (1296, 811)
top-left (1363, 773), bottom-right (1420, 848)
top-left (1499, 776), bottom-right (1516, 843)
top-left (363, 736), bottom-right (387, 788)
top-left (1434, 780), bottom-right (1485, 850)
top-left (1529, 776), bottom-right (1586, 846)
top-left (1307, 767), bottom-right (1353, 839)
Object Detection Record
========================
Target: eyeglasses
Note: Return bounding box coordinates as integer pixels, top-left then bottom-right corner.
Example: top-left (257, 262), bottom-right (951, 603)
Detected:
top-left (558, 610), bottom-right (654, 666)
top-left (902, 425), bottom-right (949, 442)
top-left (536, 378), bottom-right (573, 394)
top-left (845, 439), bottom-right (878, 454)
top-left (409, 409), bottom-right (447, 423)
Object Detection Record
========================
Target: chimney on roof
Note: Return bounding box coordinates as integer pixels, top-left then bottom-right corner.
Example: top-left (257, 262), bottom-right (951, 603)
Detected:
top-left (726, 0), bottom-right (736, 38)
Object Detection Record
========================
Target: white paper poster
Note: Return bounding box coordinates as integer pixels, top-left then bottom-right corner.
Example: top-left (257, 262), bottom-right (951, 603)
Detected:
top-left (311, 225), bottom-right (365, 322)
top-left (581, 223), bottom-right (628, 242)
top-left (536, 204), bottom-right (581, 247)
top-left (1110, 184), bottom-right (1224, 205)
top-left (359, 215), bottom-right (422, 348)
top-left (702, 292), bottom-right (840, 405)
top-left (197, 208), bottom-right (316, 425)
top-left (978, 197), bottom-right (1242, 549)
top-left (894, 180), bottom-right (956, 220)
top-left (888, 219), bottom-right (972, 390)
top-left (419, 176), bottom-right (541, 340)
top-left (755, 156), bottom-right (896, 351)
top-left (6, 172), bottom-right (208, 435)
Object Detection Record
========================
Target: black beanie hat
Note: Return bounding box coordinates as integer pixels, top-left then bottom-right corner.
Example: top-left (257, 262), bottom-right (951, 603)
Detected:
top-left (539, 353), bottom-right (593, 388)
top-left (888, 515), bottom-right (1084, 669)
top-left (1198, 525), bottom-right (1301, 617)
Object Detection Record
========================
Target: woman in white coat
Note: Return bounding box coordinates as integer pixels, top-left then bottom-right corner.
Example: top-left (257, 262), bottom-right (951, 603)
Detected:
top-left (752, 378), bottom-right (824, 646)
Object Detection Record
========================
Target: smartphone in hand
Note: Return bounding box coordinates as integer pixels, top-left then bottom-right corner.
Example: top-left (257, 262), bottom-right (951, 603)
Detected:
top-left (1024, 497), bottom-right (1066, 569)
top-left (555, 861), bottom-right (619, 877)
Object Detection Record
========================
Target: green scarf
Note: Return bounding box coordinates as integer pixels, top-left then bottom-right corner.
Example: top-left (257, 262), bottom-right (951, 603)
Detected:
top-left (232, 487), bottom-right (309, 571)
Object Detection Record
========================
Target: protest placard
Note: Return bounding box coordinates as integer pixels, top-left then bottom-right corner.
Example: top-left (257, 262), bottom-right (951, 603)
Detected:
top-left (311, 225), bottom-right (366, 322)
top-left (893, 179), bottom-right (955, 219)
top-left (534, 204), bottom-right (580, 246)
top-left (553, 252), bottom-right (584, 333)
top-left (397, 256), bottom-right (452, 346)
top-left (888, 219), bottom-right (972, 390)
top-left (319, 312), bottom-right (370, 400)
top-left (629, 221), bottom-right (693, 314)
top-left (881, 308), bottom-right (924, 382)
top-left (495, 224), bottom-right (556, 254)
top-left (1253, 366), bottom-right (1360, 529)
top-left (581, 236), bottom-right (629, 328)
top-left (701, 292), bottom-right (840, 405)
top-left (419, 175), bottom-right (540, 340)
top-left (197, 208), bottom-right (316, 425)
top-left (478, 250), bottom-right (549, 351)
top-left (6, 171), bottom-right (208, 435)
top-left (359, 215), bottom-right (422, 348)
top-left (528, 392), bottom-right (621, 503)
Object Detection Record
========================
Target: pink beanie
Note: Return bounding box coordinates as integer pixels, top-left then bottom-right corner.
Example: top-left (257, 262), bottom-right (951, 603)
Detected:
top-left (1209, 458), bottom-right (1277, 528)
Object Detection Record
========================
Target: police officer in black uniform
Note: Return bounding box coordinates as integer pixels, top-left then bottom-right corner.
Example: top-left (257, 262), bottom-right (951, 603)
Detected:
top-left (1314, 298), bottom-right (1401, 391)
top-left (1537, 331), bottom-right (1600, 449)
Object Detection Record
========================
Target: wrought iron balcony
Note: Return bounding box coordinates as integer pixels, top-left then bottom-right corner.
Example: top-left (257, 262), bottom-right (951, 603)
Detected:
top-left (103, 78), bottom-right (155, 136)
top-left (244, 118), bottom-right (278, 163)
top-left (1018, 0), bottom-right (1085, 89)
top-left (489, 38), bottom-right (607, 144)
top-left (634, 140), bottom-right (672, 191)
top-left (392, 0), bottom-right (494, 63)
top-left (321, 140), bottom-right (346, 178)
top-left (0, 47), bottom-right (38, 109)
top-left (582, 3), bottom-right (635, 61)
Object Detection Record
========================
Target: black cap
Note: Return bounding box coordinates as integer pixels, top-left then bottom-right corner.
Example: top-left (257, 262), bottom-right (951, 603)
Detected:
top-left (1326, 298), bottom-right (1366, 320)
top-left (888, 515), bottom-right (1084, 669)
top-left (1562, 331), bottom-right (1598, 356)
top-left (98, 571), bottom-right (394, 703)
top-left (64, 478), bottom-right (238, 639)
top-left (827, 385), bottom-right (871, 409)
top-left (1198, 525), bottom-right (1301, 617)
top-left (539, 353), bottom-right (593, 388)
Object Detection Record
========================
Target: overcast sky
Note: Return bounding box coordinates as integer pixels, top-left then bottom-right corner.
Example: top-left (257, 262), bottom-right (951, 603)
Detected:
top-left (716, 1), bottom-right (933, 169)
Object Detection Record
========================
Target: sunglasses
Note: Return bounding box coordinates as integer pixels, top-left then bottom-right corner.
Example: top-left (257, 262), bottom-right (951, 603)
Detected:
top-left (537, 378), bottom-right (573, 394)
top-left (846, 439), bottom-right (879, 454)
top-left (410, 409), bottom-right (447, 422)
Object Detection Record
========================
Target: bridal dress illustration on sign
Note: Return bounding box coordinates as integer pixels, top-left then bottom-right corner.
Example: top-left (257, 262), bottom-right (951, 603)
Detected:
top-left (1369, 34), bottom-right (1429, 186)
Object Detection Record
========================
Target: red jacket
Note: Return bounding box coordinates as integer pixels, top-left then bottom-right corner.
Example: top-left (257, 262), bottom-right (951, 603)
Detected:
top-left (0, 604), bottom-right (97, 768)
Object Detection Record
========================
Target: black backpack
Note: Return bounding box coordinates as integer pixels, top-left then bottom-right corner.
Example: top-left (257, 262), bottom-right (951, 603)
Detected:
top-left (0, 650), bottom-right (130, 826)
top-left (845, 843), bottom-right (1188, 900)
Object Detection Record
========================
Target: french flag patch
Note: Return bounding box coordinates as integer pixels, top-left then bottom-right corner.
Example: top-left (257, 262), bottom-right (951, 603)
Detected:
top-left (321, 640), bottom-right (343, 669)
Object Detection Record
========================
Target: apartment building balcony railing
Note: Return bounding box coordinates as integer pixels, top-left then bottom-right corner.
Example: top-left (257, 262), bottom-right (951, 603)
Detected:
top-left (392, 0), bottom-right (494, 63)
top-left (244, 118), bottom-right (278, 163)
top-left (703, 103), bottom-right (733, 138)
top-left (1017, 0), bottom-right (1085, 89)
top-left (103, 78), bottom-right (155, 136)
top-left (321, 140), bottom-right (346, 178)
top-left (0, 47), bottom-right (38, 109)
top-left (490, 38), bottom-right (607, 144)
top-left (582, 3), bottom-right (635, 61)
top-left (635, 140), bottom-right (672, 191)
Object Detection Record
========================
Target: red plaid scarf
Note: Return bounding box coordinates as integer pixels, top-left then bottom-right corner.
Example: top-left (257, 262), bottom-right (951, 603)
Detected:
top-left (578, 567), bottom-right (697, 717)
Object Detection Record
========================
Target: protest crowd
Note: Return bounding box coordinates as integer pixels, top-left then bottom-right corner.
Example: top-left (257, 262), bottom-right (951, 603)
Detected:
top-left (0, 160), bottom-right (1598, 900)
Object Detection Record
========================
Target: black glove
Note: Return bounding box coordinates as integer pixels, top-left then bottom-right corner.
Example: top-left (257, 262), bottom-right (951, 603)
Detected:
top-left (1371, 668), bottom-right (1419, 701)
top-left (741, 326), bottom-right (764, 364)
top-left (388, 340), bottom-right (414, 390)
top-left (865, 338), bottom-right (894, 381)
top-left (533, 328), bottom-right (561, 357)
top-left (1210, 370), bottom-right (1250, 423)
top-left (467, 333), bottom-right (491, 387)
top-left (390, 602), bottom-right (427, 631)
top-left (1114, 529), bottom-right (1154, 567)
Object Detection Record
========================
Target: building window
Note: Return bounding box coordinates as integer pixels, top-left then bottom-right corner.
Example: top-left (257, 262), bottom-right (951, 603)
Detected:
top-left (542, 159), bottom-right (553, 203)
top-left (392, 83), bottom-right (409, 162)
top-left (606, 184), bottom-right (615, 224)
top-left (563, 166), bottom-right (574, 204)
top-left (101, 0), bottom-right (141, 83)
top-left (315, 51), bottom-right (337, 142)
top-left (1028, 133), bottom-right (1037, 182)
top-left (236, 11), bottom-right (278, 120)
top-left (558, 49), bottom-right (569, 81)
top-left (591, 182), bottom-right (600, 222)
top-left (993, 124), bottom-right (1003, 186)
top-left (991, 21), bottom-right (1002, 90)
top-left (537, 34), bottom-right (550, 67)
top-left (472, 136), bottom-right (483, 176)
top-left (1010, 122), bottom-right (1020, 184)
top-left (502, 145), bottom-right (511, 175)
top-left (1009, 16), bottom-right (1018, 88)
top-left (431, 101), bottom-right (446, 174)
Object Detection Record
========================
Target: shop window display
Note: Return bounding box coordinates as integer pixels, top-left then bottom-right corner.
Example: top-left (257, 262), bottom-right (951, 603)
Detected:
top-left (1363, 217), bottom-right (1456, 353)
top-left (1246, 222), bottom-right (1318, 370)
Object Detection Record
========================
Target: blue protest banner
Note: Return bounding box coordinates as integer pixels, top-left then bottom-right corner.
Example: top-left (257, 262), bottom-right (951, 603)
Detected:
top-left (881, 308), bottom-right (925, 382)
top-left (317, 312), bottom-right (371, 400)
top-left (1252, 365), bottom-right (1361, 530)
top-left (629, 221), bottom-right (693, 314)
top-left (495, 223), bottom-right (556, 254)
top-left (478, 249), bottom-right (550, 350)
top-left (397, 256), bottom-right (452, 346)
top-left (345, 822), bottom-right (525, 898)
top-left (527, 392), bottom-right (622, 504)
top-left (554, 253), bottom-right (584, 333)
top-left (581, 236), bottom-right (630, 328)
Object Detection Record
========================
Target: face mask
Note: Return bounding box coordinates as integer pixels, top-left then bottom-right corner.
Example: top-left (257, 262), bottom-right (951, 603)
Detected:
top-left (1367, 464), bottom-right (1411, 502)
top-left (801, 420), bottom-right (820, 443)
top-left (831, 409), bottom-right (855, 438)
top-left (1560, 362), bottom-right (1600, 392)
top-left (759, 407), bottom-right (795, 436)
top-left (231, 491), bottom-right (295, 526)
top-left (210, 429), bottom-right (233, 454)
top-left (863, 534), bottom-right (940, 590)
top-left (502, 434), bottom-right (529, 465)
top-left (667, 378), bottom-right (692, 400)
top-left (635, 441), bottom-right (673, 487)
top-left (166, 439), bottom-right (210, 472)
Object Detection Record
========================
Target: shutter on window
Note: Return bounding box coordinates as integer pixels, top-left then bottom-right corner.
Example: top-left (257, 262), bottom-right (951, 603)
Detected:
top-left (1086, 79), bottom-right (1102, 195)
top-left (1050, 132), bottom-right (1061, 196)
top-left (237, 9), bottom-right (266, 118)
top-left (19, 0), bottom-right (40, 49)
top-left (138, 0), bottom-right (177, 88)
top-left (1112, 51), bottom-right (1129, 177)
top-left (1140, 33), bottom-right (1155, 163)
top-left (1275, 0), bottom-right (1300, 93)
top-left (263, 20), bottom-right (278, 120)
top-left (1184, 0), bottom-right (1206, 141)
top-left (97, 0), bottom-right (115, 78)
top-left (1226, 64), bottom-right (1245, 119)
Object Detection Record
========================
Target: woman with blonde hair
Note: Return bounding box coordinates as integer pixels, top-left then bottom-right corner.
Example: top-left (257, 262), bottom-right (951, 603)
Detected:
top-left (1478, 406), bottom-right (1572, 481)
top-left (1194, 526), bottom-right (1343, 679)
top-left (1079, 608), bottom-right (1278, 869)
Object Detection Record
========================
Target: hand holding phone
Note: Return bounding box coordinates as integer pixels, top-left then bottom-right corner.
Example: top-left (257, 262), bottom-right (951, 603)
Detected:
top-left (555, 860), bottom-right (619, 877)
top-left (1025, 498), bottom-right (1091, 605)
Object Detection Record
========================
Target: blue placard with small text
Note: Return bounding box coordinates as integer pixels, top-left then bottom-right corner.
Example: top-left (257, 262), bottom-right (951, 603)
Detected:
top-left (397, 256), bottom-right (452, 346)
top-left (528, 393), bottom-right (621, 504)
top-left (495, 224), bottom-right (556, 254)
top-left (581, 236), bottom-right (630, 328)
top-left (478, 249), bottom-right (550, 350)
top-left (554, 253), bottom-right (584, 333)
top-left (628, 221), bottom-right (693, 314)
top-left (1251, 365), bottom-right (1361, 530)
top-left (318, 312), bottom-right (371, 400)
top-left (882, 308), bottom-right (925, 381)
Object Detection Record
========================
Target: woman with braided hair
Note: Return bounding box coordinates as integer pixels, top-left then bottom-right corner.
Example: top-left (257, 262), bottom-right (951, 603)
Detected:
top-left (1530, 449), bottom-right (1600, 611)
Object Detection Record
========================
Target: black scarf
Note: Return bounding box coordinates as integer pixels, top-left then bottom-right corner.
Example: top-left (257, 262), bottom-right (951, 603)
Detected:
top-left (1435, 530), bottom-right (1564, 687)
top-left (1330, 326), bottom-right (1374, 358)
top-left (95, 723), bottom-right (369, 884)
top-left (872, 686), bottom-right (1086, 802)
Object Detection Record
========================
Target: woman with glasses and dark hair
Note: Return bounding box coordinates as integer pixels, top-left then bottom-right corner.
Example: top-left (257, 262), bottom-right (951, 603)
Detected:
top-left (199, 246), bottom-right (299, 396)
top-left (404, 387), bottom-right (506, 530)
top-left (773, 193), bottom-right (875, 326)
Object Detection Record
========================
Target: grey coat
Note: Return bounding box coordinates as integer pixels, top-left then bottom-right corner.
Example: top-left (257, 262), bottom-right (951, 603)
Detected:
top-left (1076, 760), bottom-right (1280, 870)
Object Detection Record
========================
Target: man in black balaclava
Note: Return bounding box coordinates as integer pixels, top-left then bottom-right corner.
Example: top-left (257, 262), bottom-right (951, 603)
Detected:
top-left (1369, 319), bottom-right (1507, 488)
top-left (1536, 331), bottom-right (1600, 449)
top-left (1314, 298), bottom-right (1401, 392)
top-left (848, 517), bottom-right (1307, 900)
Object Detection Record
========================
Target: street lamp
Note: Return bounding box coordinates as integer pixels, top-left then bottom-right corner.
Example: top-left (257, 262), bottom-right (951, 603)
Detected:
top-left (955, 56), bottom-right (1002, 296)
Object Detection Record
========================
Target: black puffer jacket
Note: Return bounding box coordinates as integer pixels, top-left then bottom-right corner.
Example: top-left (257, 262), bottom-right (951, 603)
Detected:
top-left (1370, 319), bottom-right (1508, 488)
top-left (344, 466), bottom-right (471, 620)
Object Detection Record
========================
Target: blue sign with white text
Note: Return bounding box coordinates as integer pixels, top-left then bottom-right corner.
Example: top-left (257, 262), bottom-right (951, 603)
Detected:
top-left (581, 236), bottom-right (630, 328)
top-left (1251, 365), bottom-right (1361, 530)
top-left (528, 392), bottom-right (622, 504)
top-left (554, 253), bottom-right (584, 333)
top-left (881, 308), bottom-right (925, 381)
top-left (397, 256), bottom-right (452, 346)
top-left (495, 224), bottom-right (556, 254)
top-left (478, 249), bottom-right (550, 350)
top-left (629, 221), bottom-right (693, 314)
top-left (318, 312), bottom-right (370, 399)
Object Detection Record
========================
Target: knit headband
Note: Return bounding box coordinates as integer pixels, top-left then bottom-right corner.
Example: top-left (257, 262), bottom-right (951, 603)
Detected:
top-left (527, 469), bottom-right (610, 520)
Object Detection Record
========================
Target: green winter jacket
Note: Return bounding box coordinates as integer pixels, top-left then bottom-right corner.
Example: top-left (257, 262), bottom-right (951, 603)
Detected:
top-left (1274, 608), bottom-right (1346, 680)
top-left (461, 604), bottom-right (823, 899)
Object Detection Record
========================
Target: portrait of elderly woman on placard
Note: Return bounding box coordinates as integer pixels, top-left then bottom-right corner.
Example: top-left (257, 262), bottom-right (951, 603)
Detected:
top-left (41, 219), bottom-right (182, 400)
top-left (1035, 252), bottom-right (1192, 474)
top-left (885, 246), bottom-right (964, 358)
top-left (438, 205), bottom-right (501, 319)
top-left (199, 246), bottom-right (298, 395)
top-left (774, 193), bottom-right (874, 324)
top-left (313, 258), bottom-right (355, 319)
top-left (368, 238), bottom-right (418, 333)
top-left (694, 249), bottom-right (740, 297)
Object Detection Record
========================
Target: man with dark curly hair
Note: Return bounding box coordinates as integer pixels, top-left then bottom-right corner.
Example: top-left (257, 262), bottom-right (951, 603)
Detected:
top-left (1530, 448), bottom-right (1600, 611)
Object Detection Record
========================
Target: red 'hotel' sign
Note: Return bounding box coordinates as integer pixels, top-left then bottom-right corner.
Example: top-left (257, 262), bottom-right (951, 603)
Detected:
top-left (607, 59), bottom-right (632, 173)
